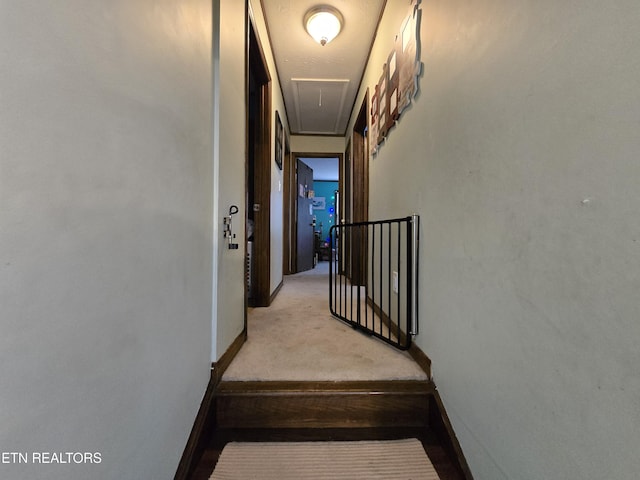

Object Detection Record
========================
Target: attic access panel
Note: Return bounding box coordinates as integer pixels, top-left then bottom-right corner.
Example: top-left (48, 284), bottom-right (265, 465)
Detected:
top-left (291, 78), bottom-right (350, 135)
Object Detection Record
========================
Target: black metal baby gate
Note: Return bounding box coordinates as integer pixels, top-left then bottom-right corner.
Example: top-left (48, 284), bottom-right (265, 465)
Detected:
top-left (329, 215), bottom-right (419, 350)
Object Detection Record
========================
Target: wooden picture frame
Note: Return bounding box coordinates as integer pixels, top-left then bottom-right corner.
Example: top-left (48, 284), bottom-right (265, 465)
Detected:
top-left (275, 111), bottom-right (283, 170)
top-left (370, 0), bottom-right (422, 155)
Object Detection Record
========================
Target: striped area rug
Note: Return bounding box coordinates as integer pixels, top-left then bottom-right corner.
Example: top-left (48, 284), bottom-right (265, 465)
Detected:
top-left (211, 438), bottom-right (441, 479)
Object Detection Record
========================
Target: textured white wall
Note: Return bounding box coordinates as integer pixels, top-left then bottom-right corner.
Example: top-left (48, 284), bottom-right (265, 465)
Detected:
top-left (0, 1), bottom-right (213, 479)
top-left (214, 0), bottom-right (289, 355)
top-left (355, 0), bottom-right (640, 479)
top-left (291, 135), bottom-right (345, 154)
top-left (214, 0), bottom-right (247, 359)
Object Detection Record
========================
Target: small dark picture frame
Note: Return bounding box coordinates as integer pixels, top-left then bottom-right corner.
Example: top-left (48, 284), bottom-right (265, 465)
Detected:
top-left (275, 111), bottom-right (283, 170)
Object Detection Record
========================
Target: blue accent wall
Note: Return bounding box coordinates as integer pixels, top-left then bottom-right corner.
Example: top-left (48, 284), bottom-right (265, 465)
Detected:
top-left (312, 180), bottom-right (338, 243)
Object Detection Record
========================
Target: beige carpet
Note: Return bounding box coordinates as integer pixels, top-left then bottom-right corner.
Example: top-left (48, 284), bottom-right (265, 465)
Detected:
top-left (210, 439), bottom-right (440, 479)
top-left (223, 262), bottom-right (427, 381)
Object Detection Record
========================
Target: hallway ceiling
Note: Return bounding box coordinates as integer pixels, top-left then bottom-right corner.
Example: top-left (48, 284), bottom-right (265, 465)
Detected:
top-left (260, 0), bottom-right (386, 136)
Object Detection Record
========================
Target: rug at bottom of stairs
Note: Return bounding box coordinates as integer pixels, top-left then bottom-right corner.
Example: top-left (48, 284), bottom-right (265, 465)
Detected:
top-left (210, 438), bottom-right (441, 479)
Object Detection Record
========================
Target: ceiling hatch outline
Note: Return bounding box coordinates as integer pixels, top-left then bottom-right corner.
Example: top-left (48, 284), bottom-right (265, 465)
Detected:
top-left (291, 78), bottom-right (350, 135)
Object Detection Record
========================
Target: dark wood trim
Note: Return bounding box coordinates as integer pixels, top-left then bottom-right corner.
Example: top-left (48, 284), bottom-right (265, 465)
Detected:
top-left (282, 136), bottom-right (291, 275)
top-left (211, 329), bottom-right (248, 386)
top-left (284, 152), bottom-right (344, 275)
top-left (269, 279), bottom-right (284, 304)
top-left (216, 380), bottom-right (434, 430)
top-left (349, 93), bottom-right (369, 285)
top-left (283, 150), bottom-right (295, 274)
top-left (217, 380), bottom-right (434, 394)
top-left (408, 343), bottom-right (432, 380)
top-left (257, 0), bottom-right (290, 131)
top-left (243, 0), bottom-right (250, 328)
top-left (352, 93), bottom-right (369, 222)
top-left (341, 139), bottom-right (349, 233)
top-left (192, 377), bottom-right (469, 480)
top-left (174, 330), bottom-right (247, 480)
top-left (365, 295), bottom-right (409, 346)
top-left (363, 295), bottom-right (432, 379)
top-left (214, 426), bottom-right (435, 443)
top-left (288, 132), bottom-right (347, 137)
top-left (430, 390), bottom-right (475, 480)
top-left (174, 370), bottom-right (216, 480)
top-left (247, 18), bottom-right (272, 307)
top-left (247, 7), bottom-right (271, 83)
top-left (290, 152), bottom-right (344, 160)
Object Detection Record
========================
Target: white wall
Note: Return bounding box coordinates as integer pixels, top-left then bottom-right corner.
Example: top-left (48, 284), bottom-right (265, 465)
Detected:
top-left (0, 1), bottom-right (213, 479)
top-left (214, 0), bottom-right (247, 359)
top-left (291, 135), bottom-right (345, 154)
top-left (213, 0), bottom-right (290, 354)
top-left (211, 0), bottom-right (292, 358)
top-left (354, 0), bottom-right (640, 479)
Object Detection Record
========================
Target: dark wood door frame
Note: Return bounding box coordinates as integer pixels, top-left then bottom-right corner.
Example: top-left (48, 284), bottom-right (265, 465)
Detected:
top-left (247, 18), bottom-right (272, 307)
top-left (352, 92), bottom-right (369, 224)
top-left (348, 92), bottom-right (369, 285)
top-left (284, 152), bottom-right (344, 275)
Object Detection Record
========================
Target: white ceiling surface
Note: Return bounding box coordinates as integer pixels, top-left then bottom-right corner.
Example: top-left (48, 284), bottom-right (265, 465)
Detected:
top-left (261, 0), bottom-right (386, 135)
top-left (299, 157), bottom-right (339, 181)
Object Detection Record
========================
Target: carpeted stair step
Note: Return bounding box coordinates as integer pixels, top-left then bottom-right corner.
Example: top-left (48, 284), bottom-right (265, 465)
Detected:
top-left (210, 438), bottom-right (442, 479)
top-left (215, 380), bottom-right (434, 429)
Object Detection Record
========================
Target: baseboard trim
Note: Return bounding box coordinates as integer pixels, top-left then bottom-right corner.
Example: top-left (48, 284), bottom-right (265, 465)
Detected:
top-left (174, 329), bottom-right (247, 480)
top-left (269, 279), bottom-right (284, 304)
top-left (174, 369), bottom-right (216, 480)
top-left (365, 296), bottom-right (411, 348)
top-left (429, 389), bottom-right (475, 480)
top-left (362, 296), bottom-right (431, 378)
top-left (212, 328), bottom-right (247, 386)
top-left (408, 343), bottom-right (432, 379)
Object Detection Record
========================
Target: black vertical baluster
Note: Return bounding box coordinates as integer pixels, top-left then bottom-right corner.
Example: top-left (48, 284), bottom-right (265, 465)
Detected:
top-left (397, 221), bottom-right (402, 346)
top-left (360, 225), bottom-right (369, 326)
top-left (354, 224), bottom-right (357, 326)
top-left (368, 223), bottom-right (373, 331)
top-left (339, 224), bottom-right (342, 318)
top-left (350, 224), bottom-right (354, 326)
top-left (344, 223), bottom-right (348, 322)
top-left (330, 227), bottom-right (333, 313)
top-left (378, 222), bottom-right (383, 337)
top-left (370, 223), bottom-right (375, 332)
top-left (404, 217), bottom-right (415, 347)
top-left (388, 222), bottom-right (393, 342)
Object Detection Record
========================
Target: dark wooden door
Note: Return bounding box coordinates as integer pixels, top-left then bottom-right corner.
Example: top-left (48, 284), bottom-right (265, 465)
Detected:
top-left (296, 159), bottom-right (315, 272)
top-left (246, 20), bottom-right (272, 307)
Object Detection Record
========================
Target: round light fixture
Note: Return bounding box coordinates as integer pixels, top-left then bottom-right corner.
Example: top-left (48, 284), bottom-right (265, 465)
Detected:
top-left (304, 6), bottom-right (343, 46)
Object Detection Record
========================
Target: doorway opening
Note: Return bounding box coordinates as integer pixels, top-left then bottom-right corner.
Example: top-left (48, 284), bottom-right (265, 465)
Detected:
top-left (246, 20), bottom-right (271, 307)
top-left (284, 153), bottom-right (342, 275)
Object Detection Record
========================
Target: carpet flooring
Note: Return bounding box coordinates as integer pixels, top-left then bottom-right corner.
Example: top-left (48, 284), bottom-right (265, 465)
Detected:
top-left (222, 262), bottom-right (427, 381)
top-left (210, 439), bottom-right (441, 479)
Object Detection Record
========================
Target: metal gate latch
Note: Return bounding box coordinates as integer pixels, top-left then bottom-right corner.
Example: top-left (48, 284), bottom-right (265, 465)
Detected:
top-left (223, 205), bottom-right (239, 249)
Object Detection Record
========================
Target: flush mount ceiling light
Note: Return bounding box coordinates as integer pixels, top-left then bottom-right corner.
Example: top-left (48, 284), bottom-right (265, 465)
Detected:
top-left (304, 6), bottom-right (343, 46)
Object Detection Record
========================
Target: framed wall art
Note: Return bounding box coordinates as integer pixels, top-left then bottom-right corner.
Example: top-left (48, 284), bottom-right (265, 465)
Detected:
top-left (275, 110), bottom-right (283, 170)
top-left (371, 0), bottom-right (422, 155)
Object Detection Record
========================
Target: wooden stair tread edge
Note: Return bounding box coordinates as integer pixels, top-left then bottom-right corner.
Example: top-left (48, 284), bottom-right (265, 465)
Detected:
top-left (216, 379), bottom-right (435, 395)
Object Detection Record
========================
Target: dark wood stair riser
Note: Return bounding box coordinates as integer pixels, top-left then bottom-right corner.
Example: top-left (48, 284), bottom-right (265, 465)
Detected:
top-left (215, 381), bottom-right (432, 430)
